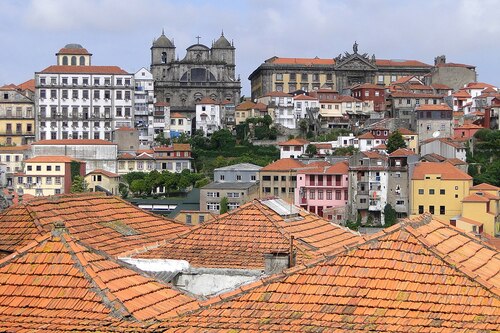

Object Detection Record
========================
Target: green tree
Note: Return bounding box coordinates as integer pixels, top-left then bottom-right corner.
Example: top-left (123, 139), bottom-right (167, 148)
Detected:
top-left (210, 129), bottom-right (236, 150)
top-left (384, 204), bottom-right (398, 227)
top-left (130, 179), bottom-right (148, 196)
top-left (154, 132), bottom-right (171, 146)
top-left (298, 119), bottom-right (308, 136)
top-left (334, 146), bottom-right (358, 156)
top-left (305, 144), bottom-right (317, 157)
top-left (386, 130), bottom-right (407, 154)
top-left (220, 197), bottom-right (229, 214)
top-left (123, 172), bottom-right (147, 186)
top-left (70, 175), bottom-right (88, 193)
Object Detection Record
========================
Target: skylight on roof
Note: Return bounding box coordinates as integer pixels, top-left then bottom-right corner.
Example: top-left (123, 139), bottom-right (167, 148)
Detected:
top-left (262, 198), bottom-right (300, 219)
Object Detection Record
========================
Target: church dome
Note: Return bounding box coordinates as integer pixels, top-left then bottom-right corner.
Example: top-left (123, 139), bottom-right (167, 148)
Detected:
top-left (213, 33), bottom-right (232, 48)
top-left (56, 44), bottom-right (90, 55)
top-left (153, 33), bottom-right (174, 48)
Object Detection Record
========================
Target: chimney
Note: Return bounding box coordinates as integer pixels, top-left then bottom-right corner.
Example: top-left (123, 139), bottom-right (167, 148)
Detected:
top-left (264, 252), bottom-right (290, 275)
top-left (484, 107), bottom-right (491, 129)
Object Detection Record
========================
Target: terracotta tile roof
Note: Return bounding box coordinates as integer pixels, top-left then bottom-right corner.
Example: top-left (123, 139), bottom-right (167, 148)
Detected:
top-left (482, 234), bottom-right (500, 250)
top-left (396, 127), bottom-right (417, 135)
top-left (157, 214), bottom-right (500, 332)
top-left (462, 193), bottom-right (491, 203)
top-left (452, 90), bottom-right (472, 98)
top-left (153, 144), bottom-right (191, 152)
top-left (293, 94), bottom-right (317, 101)
top-left (268, 57), bottom-right (335, 65)
top-left (465, 82), bottom-right (496, 89)
top-left (57, 47), bottom-right (91, 55)
top-left (39, 65), bottom-right (129, 75)
top-left (197, 97), bottom-right (217, 104)
top-left (454, 123), bottom-right (483, 129)
top-left (0, 145), bottom-right (31, 152)
top-left (357, 132), bottom-right (375, 139)
top-left (0, 227), bottom-right (197, 325)
top-left (375, 59), bottom-right (432, 67)
top-left (297, 161), bottom-right (349, 175)
top-left (391, 75), bottom-right (415, 85)
top-left (412, 162), bottom-right (472, 180)
top-left (24, 155), bottom-right (79, 163)
top-left (18, 79), bottom-right (36, 92)
top-left (445, 157), bottom-right (467, 166)
top-left (33, 139), bottom-right (115, 145)
top-left (132, 199), bottom-right (362, 269)
top-left (362, 151), bottom-right (387, 160)
top-left (260, 158), bottom-right (305, 171)
top-left (278, 138), bottom-right (309, 146)
top-left (236, 100), bottom-right (256, 110)
top-left (0, 193), bottom-right (189, 258)
top-left (86, 168), bottom-right (120, 178)
top-left (415, 104), bottom-right (452, 111)
top-left (254, 102), bottom-right (268, 111)
top-left (1, 189), bottom-right (34, 206)
top-left (170, 112), bottom-right (185, 118)
top-left (471, 183), bottom-right (500, 191)
top-left (388, 148), bottom-right (416, 157)
top-left (373, 143), bottom-right (387, 149)
top-left (408, 84), bottom-right (433, 90)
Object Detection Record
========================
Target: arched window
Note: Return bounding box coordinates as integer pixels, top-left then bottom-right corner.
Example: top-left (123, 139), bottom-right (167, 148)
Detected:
top-left (71, 56), bottom-right (77, 65)
top-left (62, 56), bottom-right (68, 65)
top-left (161, 52), bottom-right (167, 63)
top-left (79, 56), bottom-right (85, 66)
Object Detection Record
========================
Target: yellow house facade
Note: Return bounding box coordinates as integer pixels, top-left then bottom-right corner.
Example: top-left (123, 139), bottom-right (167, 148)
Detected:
top-left (85, 169), bottom-right (121, 195)
top-left (397, 128), bottom-right (419, 154)
top-left (14, 156), bottom-right (85, 196)
top-left (452, 183), bottom-right (500, 237)
top-left (410, 162), bottom-right (473, 221)
top-left (0, 86), bottom-right (35, 146)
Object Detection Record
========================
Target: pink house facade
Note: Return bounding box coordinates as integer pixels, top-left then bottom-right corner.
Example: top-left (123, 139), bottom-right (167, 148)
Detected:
top-left (295, 161), bottom-right (349, 221)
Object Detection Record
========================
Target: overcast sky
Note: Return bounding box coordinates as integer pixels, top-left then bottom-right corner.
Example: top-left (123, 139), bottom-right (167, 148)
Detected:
top-left (1, 0), bottom-right (499, 95)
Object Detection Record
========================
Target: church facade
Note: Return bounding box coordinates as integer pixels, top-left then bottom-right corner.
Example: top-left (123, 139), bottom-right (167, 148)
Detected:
top-left (248, 42), bottom-right (435, 99)
top-left (150, 32), bottom-right (241, 111)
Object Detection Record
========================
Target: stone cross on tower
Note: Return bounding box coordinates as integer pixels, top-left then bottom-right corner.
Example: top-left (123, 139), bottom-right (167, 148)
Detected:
top-left (196, 35), bottom-right (201, 44)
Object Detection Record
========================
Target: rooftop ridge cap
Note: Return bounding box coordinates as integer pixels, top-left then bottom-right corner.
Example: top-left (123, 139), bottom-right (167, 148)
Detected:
top-left (60, 233), bottom-right (135, 320)
top-left (403, 220), bottom-right (500, 297)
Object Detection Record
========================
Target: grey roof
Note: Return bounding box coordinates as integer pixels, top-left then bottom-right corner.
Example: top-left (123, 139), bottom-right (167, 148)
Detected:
top-left (215, 163), bottom-right (262, 172)
top-left (153, 34), bottom-right (174, 48)
top-left (202, 182), bottom-right (258, 190)
top-left (213, 34), bottom-right (232, 48)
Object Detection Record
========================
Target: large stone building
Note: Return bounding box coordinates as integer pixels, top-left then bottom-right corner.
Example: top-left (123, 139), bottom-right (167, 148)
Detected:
top-left (249, 42), bottom-right (434, 99)
top-left (34, 44), bottom-right (134, 142)
top-left (0, 83), bottom-right (35, 146)
top-left (150, 31), bottom-right (241, 115)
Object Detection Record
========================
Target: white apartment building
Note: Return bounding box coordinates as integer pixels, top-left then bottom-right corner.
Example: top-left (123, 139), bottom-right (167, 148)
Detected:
top-left (35, 44), bottom-right (134, 142)
top-left (134, 68), bottom-right (155, 147)
top-left (196, 97), bottom-right (222, 135)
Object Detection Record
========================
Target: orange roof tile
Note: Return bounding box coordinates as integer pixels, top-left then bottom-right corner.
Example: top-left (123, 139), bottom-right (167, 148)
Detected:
top-left (236, 100), bottom-right (256, 110)
top-left (278, 138), bottom-right (309, 146)
top-left (24, 155), bottom-right (79, 163)
top-left (376, 59), bottom-right (432, 67)
top-left (39, 65), bottom-right (128, 75)
top-left (415, 104), bottom-right (452, 111)
top-left (453, 90), bottom-right (472, 98)
top-left (297, 161), bottom-right (349, 175)
top-left (0, 145), bottom-right (31, 152)
top-left (86, 168), bottom-right (120, 178)
top-left (33, 139), bottom-right (115, 145)
top-left (260, 158), bottom-right (305, 171)
top-left (170, 112), bottom-right (185, 118)
top-left (455, 216), bottom-right (483, 226)
top-left (155, 215), bottom-right (500, 332)
top-left (431, 83), bottom-right (452, 90)
top-left (18, 79), bottom-right (35, 92)
top-left (0, 227), bottom-right (197, 325)
top-left (269, 57), bottom-right (335, 65)
top-left (388, 148), bottom-right (416, 157)
top-left (396, 127), bottom-right (417, 135)
top-left (0, 193), bottom-right (189, 258)
top-left (390, 91), bottom-right (444, 98)
top-left (132, 199), bottom-right (362, 269)
top-left (293, 94), bottom-right (317, 101)
top-left (412, 162), bottom-right (472, 180)
top-left (465, 82), bottom-right (496, 89)
top-left (57, 47), bottom-right (91, 55)
top-left (357, 132), bottom-right (375, 139)
top-left (197, 97), bottom-right (217, 104)
top-left (263, 91), bottom-right (292, 97)
top-left (471, 183), bottom-right (500, 191)
top-left (462, 193), bottom-right (490, 203)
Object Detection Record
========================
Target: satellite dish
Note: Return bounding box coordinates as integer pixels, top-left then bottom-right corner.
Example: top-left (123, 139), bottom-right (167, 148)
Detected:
top-left (432, 131), bottom-right (440, 138)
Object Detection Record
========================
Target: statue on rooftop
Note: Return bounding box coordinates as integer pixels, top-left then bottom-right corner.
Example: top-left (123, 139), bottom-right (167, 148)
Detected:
top-left (353, 41), bottom-right (358, 54)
